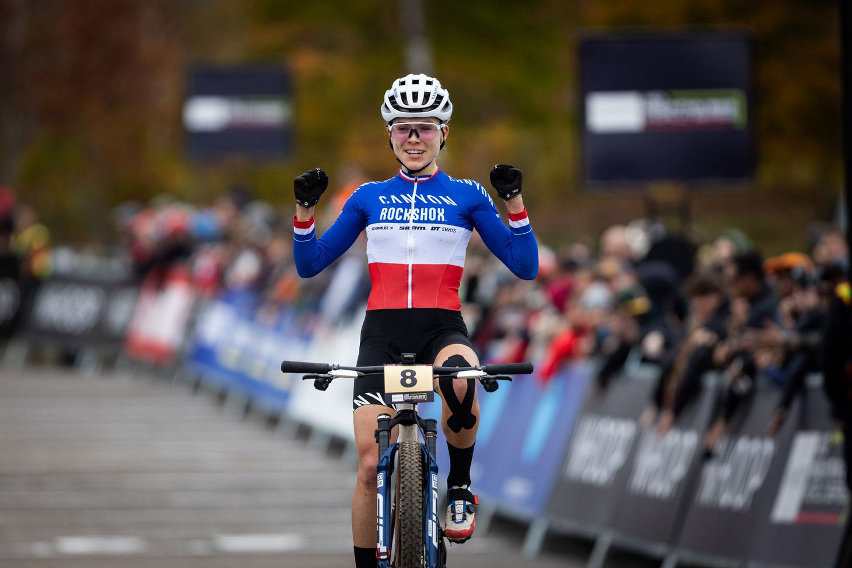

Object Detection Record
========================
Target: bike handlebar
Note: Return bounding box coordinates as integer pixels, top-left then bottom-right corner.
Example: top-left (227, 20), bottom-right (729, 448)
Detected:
top-left (280, 360), bottom-right (332, 374)
top-left (477, 362), bottom-right (534, 375)
top-left (280, 360), bottom-right (533, 376)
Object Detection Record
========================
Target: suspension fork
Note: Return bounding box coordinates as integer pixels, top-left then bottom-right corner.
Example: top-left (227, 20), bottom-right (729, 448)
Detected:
top-left (423, 417), bottom-right (442, 568)
top-left (375, 410), bottom-right (442, 567)
top-left (376, 413), bottom-right (394, 566)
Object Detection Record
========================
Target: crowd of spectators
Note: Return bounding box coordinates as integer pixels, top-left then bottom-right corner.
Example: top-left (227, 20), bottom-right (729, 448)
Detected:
top-left (461, 216), bottom-right (849, 456)
top-left (116, 178), bottom-right (370, 326)
top-left (3, 179), bottom-right (850, 456)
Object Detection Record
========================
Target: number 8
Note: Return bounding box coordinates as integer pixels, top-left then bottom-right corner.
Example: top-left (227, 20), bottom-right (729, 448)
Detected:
top-left (400, 368), bottom-right (417, 388)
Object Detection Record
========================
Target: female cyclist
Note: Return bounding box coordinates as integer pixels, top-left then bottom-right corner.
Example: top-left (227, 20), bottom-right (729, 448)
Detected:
top-left (291, 73), bottom-right (538, 568)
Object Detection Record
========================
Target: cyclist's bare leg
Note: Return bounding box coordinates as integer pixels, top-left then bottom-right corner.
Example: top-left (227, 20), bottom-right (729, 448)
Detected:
top-left (433, 343), bottom-right (480, 448)
top-left (352, 404), bottom-right (396, 548)
top-left (434, 343), bottom-right (481, 542)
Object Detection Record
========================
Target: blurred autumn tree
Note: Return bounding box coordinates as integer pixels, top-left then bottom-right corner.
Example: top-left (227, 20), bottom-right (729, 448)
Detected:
top-left (0, 0), bottom-right (842, 253)
top-left (0, 0), bottom-right (192, 240)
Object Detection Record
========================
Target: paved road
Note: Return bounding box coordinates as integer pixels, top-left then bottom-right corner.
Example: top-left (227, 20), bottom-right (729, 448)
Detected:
top-left (0, 366), bottom-right (598, 568)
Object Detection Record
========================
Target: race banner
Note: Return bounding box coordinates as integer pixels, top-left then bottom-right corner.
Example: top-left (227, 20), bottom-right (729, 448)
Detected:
top-left (674, 387), bottom-right (798, 564)
top-left (464, 363), bottom-right (593, 519)
top-left (185, 290), bottom-right (301, 414)
top-left (124, 266), bottom-right (196, 365)
top-left (747, 387), bottom-right (847, 568)
top-left (282, 313), bottom-right (363, 441)
top-left (0, 275), bottom-right (21, 339)
top-left (90, 283), bottom-right (138, 350)
top-left (606, 379), bottom-right (717, 547)
top-left (19, 274), bottom-right (137, 351)
top-left (579, 32), bottom-right (753, 186)
top-left (183, 64), bottom-right (293, 161)
top-left (546, 373), bottom-right (654, 529)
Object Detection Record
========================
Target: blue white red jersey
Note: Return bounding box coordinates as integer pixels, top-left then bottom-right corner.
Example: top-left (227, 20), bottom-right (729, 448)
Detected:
top-left (293, 168), bottom-right (538, 311)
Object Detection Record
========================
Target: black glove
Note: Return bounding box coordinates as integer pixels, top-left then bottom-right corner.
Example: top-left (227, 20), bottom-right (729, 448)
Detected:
top-left (489, 164), bottom-right (522, 201)
top-left (293, 168), bottom-right (329, 208)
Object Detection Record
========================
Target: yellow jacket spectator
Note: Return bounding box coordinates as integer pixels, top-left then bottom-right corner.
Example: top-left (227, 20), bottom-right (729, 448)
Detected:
top-left (13, 205), bottom-right (52, 281)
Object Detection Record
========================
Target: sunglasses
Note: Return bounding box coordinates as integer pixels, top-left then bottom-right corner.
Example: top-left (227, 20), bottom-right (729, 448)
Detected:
top-left (387, 122), bottom-right (446, 142)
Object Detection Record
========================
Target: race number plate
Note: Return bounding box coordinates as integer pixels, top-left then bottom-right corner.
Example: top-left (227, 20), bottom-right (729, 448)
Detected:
top-left (383, 365), bottom-right (435, 404)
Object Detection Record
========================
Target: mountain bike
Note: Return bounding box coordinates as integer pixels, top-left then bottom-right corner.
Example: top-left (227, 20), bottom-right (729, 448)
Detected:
top-left (280, 354), bottom-right (533, 568)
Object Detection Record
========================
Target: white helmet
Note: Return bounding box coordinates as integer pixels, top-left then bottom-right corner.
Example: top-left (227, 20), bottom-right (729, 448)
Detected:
top-left (381, 73), bottom-right (453, 123)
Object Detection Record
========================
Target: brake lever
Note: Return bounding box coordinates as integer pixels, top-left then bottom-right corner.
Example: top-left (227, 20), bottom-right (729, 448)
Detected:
top-left (302, 374), bottom-right (333, 391)
top-left (479, 375), bottom-right (513, 393)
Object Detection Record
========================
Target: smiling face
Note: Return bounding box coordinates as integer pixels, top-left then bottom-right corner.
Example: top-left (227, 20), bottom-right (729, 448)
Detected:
top-left (388, 117), bottom-right (447, 176)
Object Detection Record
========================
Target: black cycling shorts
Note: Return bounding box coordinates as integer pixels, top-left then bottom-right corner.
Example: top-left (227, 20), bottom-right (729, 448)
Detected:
top-left (353, 308), bottom-right (473, 410)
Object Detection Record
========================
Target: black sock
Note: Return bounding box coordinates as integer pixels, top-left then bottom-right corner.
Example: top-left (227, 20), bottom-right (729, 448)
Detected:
top-left (446, 442), bottom-right (474, 488)
top-left (354, 546), bottom-right (377, 568)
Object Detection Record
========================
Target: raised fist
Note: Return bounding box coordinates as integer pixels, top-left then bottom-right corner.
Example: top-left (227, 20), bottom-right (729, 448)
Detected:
top-left (294, 168), bottom-right (329, 208)
top-left (489, 164), bottom-right (522, 201)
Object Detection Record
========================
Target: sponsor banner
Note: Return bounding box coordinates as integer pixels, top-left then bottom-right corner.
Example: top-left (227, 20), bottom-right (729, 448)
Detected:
top-left (0, 275), bottom-right (21, 338)
top-left (586, 90), bottom-right (747, 134)
top-left (467, 370), bottom-right (549, 508)
top-left (185, 291), bottom-right (301, 413)
top-left (282, 312), bottom-right (363, 441)
top-left (578, 32), bottom-right (753, 185)
top-left (183, 64), bottom-right (293, 161)
top-left (463, 364), bottom-right (592, 518)
top-left (20, 274), bottom-right (137, 350)
top-left (124, 266), bottom-right (196, 365)
top-left (91, 284), bottom-right (139, 349)
top-left (546, 374), bottom-right (654, 529)
top-left (747, 388), bottom-right (847, 568)
top-left (606, 381), bottom-right (716, 546)
top-left (674, 388), bottom-right (797, 563)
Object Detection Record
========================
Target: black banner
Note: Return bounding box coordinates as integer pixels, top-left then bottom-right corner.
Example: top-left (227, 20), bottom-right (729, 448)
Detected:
top-left (0, 252), bottom-right (20, 338)
top-left (183, 65), bottom-right (293, 161)
top-left (747, 387), bottom-right (847, 568)
top-left (542, 372), bottom-right (847, 567)
top-left (606, 380), bottom-right (716, 546)
top-left (20, 274), bottom-right (138, 351)
top-left (579, 31), bottom-right (753, 186)
top-left (674, 387), bottom-right (797, 564)
top-left (546, 374), bottom-right (652, 529)
top-left (0, 276), bottom-right (21, 339)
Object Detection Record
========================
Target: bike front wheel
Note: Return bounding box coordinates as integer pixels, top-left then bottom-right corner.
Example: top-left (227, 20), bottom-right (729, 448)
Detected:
top-left (396, 439), bottom-right (424, 567)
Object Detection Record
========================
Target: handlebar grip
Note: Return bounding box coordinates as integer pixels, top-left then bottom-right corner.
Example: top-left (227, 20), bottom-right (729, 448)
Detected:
top-left (280, 360), bottom-right (332, 374)
top-left (482, 362), bottom-right (534, 375)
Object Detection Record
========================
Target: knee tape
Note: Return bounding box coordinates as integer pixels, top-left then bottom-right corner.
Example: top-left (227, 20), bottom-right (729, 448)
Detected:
top-left (439, 354), bottom-right (477, 433)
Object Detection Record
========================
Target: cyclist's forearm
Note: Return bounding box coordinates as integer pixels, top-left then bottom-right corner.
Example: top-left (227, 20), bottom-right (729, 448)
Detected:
top-left (295, 204), bottom-right (315, 222)
top-left (474, 200), bottom-right (538, 280)
top-left (504, 195), bottom-right (525, 214)
top-left (292, 221), bottom-right (322, 277)
top-left (292, 209), bottom-right (363, 278)
top-left (480, 226), bottom-right (538, 281)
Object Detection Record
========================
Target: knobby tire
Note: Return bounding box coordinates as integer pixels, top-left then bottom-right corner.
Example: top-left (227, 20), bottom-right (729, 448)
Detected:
top-left (397, 440), bottom-right (424, 567)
